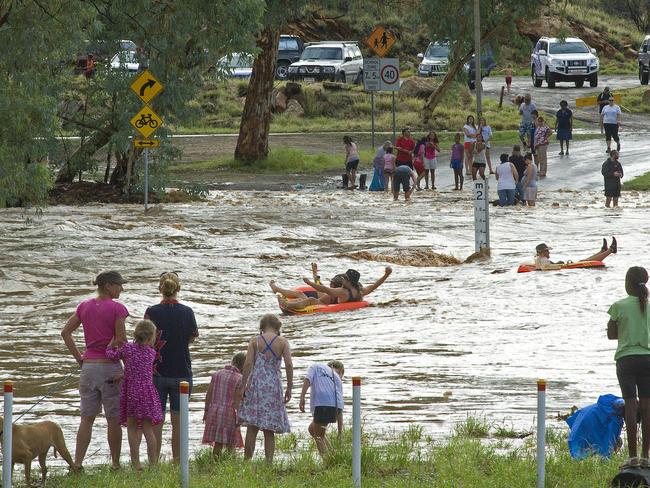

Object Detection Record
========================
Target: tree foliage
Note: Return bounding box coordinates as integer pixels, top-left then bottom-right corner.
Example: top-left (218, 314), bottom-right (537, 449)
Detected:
top-left (416, 0), bottom-right (547, 118)
top-left (0, 0), bottom-right (263, 206)
top-left (601, 0), bottom-right (650, 33)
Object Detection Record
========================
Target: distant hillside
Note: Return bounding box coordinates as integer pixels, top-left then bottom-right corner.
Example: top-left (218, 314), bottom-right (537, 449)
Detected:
top-left (285, 2), bottom-right (643, 74)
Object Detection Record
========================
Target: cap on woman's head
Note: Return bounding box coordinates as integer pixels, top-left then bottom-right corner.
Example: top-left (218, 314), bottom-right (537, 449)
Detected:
top-left (345, 269), bottom-right (361, 285)
top-left (535, 243), bottom-right (551, 254)
top-left (94, 271), bottom-right (127, 287)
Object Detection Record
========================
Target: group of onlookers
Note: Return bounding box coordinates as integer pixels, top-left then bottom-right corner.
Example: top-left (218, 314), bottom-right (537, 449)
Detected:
top-left (62, 271), bottom-right (343, 470)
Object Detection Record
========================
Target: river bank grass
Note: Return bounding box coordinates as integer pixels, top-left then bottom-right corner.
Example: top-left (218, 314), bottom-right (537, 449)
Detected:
top-left (169, 131), bottom-right (600, 175)
top-left (624, 171), bottom-right (650, 191)
top-left (44, 420), bottom-right (623, 488)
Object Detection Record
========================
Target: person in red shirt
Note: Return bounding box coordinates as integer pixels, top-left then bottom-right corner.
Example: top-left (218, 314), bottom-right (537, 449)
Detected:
top-left (395, 128), bottom-right (415, 169)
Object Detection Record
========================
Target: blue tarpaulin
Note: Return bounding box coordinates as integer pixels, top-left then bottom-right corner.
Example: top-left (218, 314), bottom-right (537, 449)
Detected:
top-left (566, 393), bottom-right (625, 460)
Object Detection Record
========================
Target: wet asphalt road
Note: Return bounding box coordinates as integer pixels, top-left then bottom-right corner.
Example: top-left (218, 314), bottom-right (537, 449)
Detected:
top-left (481, 74), bottom-right (646, 129)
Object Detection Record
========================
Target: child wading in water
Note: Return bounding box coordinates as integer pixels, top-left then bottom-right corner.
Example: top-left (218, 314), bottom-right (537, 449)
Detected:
top-left (607, 266), bottom-right (650, 469)
top-left (106, 320), bottom-right (163, 469)
top-left (343, 136), bottom-right (360, 189)
top-left (450, 132), bottom-right (464, 190)
top-left (202, 352), bottom-right (246, 457)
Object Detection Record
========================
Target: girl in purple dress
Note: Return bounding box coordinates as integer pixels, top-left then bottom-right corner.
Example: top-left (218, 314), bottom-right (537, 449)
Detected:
top-left (106, 320), bottom-right (163, 469)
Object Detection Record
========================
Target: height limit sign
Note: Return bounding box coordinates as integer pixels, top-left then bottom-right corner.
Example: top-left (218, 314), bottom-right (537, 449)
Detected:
top-left (363, 58), bottom-right (399, 92)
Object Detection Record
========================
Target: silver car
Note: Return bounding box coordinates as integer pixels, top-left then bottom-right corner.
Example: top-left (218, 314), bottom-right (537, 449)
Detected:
top-left (639, 35), bottom-right (650, 85)
top-left (418, 42), bottom-right (450, 76)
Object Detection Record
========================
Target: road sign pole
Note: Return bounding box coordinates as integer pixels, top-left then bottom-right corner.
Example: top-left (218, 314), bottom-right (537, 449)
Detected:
top-left (392, 92), bottom-right (396, 142)
top-left (473, 179), bottom-right (489, 252)
top-left (144, 148), bottom-right (149, 211)
top-left (474, 0), bottom-right (482, 117)
top-left (371, 92), bottom-right (375, 149)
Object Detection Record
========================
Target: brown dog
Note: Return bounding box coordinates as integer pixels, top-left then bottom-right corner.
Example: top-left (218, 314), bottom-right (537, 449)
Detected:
top-left (0, 416), bottom-right (75, 484)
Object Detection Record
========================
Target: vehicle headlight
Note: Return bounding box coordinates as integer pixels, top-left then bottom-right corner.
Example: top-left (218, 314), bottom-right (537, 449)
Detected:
top-left (589, 58), bottom-right (598, 66)
top-left (323, 66), bottom-right (334, 73)
top-left (463, 63), bottom-right (469, 71)
top-left (551, 58), bottom-right (564, 66)
top-left (289, 66), bottom-right (297, 73)
top-left (299, 67), bottom-right (305, 73)
top-left (419, 64), bottom-right (430, 71)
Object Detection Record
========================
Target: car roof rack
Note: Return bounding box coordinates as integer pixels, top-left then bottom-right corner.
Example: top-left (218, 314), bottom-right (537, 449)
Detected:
top-left (304, 41), bottom-right (359, 47)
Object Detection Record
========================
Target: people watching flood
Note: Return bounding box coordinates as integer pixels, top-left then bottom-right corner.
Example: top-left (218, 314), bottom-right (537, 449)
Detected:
top-left (522, 152), bottom-right (538, 206)
top-left (607, 266), bottom-right (650, 469)
top-left (471, 133), bottom-right (487, 181)
top-left (478, 117), bottom-right (494, 174)
top-left (343, 136), bottom-right (360, 190)
top-left (61, 270), bottom-right (129, 470)
top-left (495, 153), bottom-right (518, 206)
top-left (462, 115), bottom-right (477, 175)
top-left (450, 132), bottom-right (464, 190)
top-left (383, 145), bottom-right (396, 192)
top-left (299, 360), bottom-right (344, 457)
top-left (602, 150), bottom-right (624, 208)
top-left (145, 272), bottom-right (199, 462)
top-left (202, 352), bottom-right (247, 458)
top-left (519, 93), bottom-right (537, 149)
top-left (508, 145), bottom-right (527, 203)
top-left (601, 95), bottom-right (622, 154)
top-left (238, 314), bottom-right (292, 463)
top-left (534, 116), bottom-right (552, 177)
top-left (555, 100), bottom-right (573, 156)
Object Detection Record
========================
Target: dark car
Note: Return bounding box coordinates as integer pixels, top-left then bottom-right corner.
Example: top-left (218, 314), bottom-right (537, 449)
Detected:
top-left (276, 35), bottom-right (304, 80)
top-left (465, 46), bottom-right (497, 89)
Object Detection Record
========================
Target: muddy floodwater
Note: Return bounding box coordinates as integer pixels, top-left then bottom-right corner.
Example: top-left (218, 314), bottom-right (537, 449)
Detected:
top-left (2, 146), bottom-right (650, 466)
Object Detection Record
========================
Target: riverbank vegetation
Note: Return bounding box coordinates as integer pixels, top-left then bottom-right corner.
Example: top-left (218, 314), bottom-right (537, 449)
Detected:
top-left (45, 419), bottom-right (623, 488)
top-left (624, 171), bottom-right (650, 191)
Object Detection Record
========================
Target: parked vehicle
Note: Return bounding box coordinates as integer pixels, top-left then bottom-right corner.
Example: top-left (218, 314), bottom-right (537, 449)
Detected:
top-left (418, 41), bottom-right (495, 88)
top-left (531, 37), bottom-right (599, 88)
top-left (110, 50), bottom-right (139, 72)
top-left (639, 35), bottom-right (650, 85)
top-left (75, 39), bottom-right (137, 74)
top-left (417, 42), bottom-right (450, 76)
top-left (287, 41), bottom-right (363, 83)
top-left (218, 53), bottom-right (253, 79)
top-left (465, 47), bottom-right (497, 89)
top-left (276, 35), bottom-right (304, 80)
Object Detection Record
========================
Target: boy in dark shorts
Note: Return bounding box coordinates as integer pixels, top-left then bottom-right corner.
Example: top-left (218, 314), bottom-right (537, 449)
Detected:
top-left (299, 360), bottom-right (344, 457)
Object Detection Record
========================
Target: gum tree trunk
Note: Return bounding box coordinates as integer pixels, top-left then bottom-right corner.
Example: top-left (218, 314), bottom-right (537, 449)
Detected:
top-left (234, 28), bottom-right (280, 163)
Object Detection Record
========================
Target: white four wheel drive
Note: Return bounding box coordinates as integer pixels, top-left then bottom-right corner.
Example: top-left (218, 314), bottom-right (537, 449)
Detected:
top-left (639, 35), bottom-right (650, 85)
top-left (531, 37), bottom-right (599, 88)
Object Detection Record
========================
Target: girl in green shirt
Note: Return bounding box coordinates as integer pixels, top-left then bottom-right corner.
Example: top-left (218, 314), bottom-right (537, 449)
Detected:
top-left (607, 266), bottom-right (650, 468)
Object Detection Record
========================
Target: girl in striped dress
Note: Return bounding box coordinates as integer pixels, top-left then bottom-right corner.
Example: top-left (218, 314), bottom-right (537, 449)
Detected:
top-left (202, 352), bottom-right (247, 457)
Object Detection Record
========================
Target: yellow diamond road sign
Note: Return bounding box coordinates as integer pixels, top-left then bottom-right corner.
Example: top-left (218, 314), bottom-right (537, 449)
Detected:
top-left (130, 70), bottom-right (164, 104)
top-left (130, 105), bottom-right (163, 139)
top-left (366, 26), bottom-right (396, 58)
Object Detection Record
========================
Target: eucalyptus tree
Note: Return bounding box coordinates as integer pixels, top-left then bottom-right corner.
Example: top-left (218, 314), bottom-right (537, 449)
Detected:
top-left (418, 0), bottom-right (546, 120)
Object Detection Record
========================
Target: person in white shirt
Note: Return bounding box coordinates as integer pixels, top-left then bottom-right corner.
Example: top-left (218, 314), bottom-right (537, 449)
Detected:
top-left (600, 97), bottom-right (622, 154)
top-left (534, 240), bottom-right (617, 271)
top-left (299, 361), bottom-right (344, 457)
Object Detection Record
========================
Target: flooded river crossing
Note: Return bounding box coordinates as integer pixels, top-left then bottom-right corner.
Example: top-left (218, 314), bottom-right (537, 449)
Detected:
top-left (2, 135), bottom-right (650, 466)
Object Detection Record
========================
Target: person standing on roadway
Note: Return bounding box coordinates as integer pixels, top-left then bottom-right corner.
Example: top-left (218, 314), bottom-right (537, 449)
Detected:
top-left (600, 96), bottom-right (622, 154)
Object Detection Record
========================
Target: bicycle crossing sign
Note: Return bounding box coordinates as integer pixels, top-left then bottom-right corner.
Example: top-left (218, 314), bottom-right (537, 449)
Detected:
top-left (130, 69), bottom-right (164, 104)
top-left (130, 105), bottom-right (163, 139)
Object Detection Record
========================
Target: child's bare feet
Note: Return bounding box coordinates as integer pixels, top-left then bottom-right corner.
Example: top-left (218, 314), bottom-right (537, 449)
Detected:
top-left (269, 280), bottom-right (279, 293)
top-left (277, 295), bottom-right (289, 309)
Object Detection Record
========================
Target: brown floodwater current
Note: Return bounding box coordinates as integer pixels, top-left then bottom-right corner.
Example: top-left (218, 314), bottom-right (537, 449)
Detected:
top-left (2, 149), bottom-right (650, 467)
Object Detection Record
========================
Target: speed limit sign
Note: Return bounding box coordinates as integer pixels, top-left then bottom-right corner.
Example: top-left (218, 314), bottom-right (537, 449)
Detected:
top-left (379, 58), bottom-right (399, 91)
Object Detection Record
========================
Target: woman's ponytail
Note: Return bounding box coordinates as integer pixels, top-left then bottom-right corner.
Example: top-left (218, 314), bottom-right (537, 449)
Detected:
top-left (625, 266), bottom-right (649, 314)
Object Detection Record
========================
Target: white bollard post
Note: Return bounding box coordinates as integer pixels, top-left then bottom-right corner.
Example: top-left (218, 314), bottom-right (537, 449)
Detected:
top-left (537, 379), bottom-right (546, 488)
top-left (179, 381), bottom-right (189, 488)
top-left (3, 381), bottom-right (14, 488)
top-left (352, 376), bottom-right (361, 488)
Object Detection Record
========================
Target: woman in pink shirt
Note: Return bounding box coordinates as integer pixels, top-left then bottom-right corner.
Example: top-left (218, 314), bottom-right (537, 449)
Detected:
top-left (61, 270), bottom-right (129, 470)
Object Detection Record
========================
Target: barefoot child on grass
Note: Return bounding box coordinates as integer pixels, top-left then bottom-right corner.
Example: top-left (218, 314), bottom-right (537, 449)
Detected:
top-left (106, 320), bottom-right (162, 470)
top-left (202, 352), bottom-right (246, 457)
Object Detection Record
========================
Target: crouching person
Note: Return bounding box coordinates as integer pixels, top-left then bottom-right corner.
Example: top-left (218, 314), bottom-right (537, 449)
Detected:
top-left (299, 360), bottom-right (344, 457)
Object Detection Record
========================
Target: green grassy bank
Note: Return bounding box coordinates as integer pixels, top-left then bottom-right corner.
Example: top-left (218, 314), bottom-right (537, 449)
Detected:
top-left (624, 171), bottom-right (650, 191)
top-left (45, 420), bottom-right (624, 488)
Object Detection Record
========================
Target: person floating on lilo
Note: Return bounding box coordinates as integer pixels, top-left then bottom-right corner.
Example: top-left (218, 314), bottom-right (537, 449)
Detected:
top-left (534, 238), bottom-right (617, 271)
